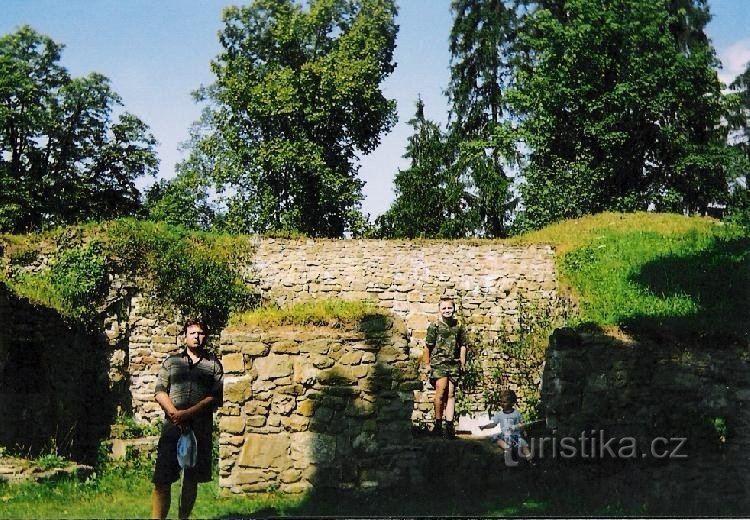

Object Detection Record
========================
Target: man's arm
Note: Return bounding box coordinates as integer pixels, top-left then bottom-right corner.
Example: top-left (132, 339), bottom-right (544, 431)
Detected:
top-left (167, 395), bottom-right (218, 427)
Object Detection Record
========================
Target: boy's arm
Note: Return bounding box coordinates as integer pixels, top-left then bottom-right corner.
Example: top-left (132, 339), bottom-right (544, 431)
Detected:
top-left (458, 326), bottom-right (467, 369)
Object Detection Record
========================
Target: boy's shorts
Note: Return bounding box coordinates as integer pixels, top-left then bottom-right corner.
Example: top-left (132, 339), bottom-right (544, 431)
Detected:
top-left (430, 362), bottom-right (461, 385)
top-left (491, 432), bottom-right (528, 449)
top-left (152, 420), bottom-right (213, 485)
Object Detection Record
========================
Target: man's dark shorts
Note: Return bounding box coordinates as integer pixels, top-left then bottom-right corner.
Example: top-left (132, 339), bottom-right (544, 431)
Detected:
top-left (152, 419), bottom-right (213, 485)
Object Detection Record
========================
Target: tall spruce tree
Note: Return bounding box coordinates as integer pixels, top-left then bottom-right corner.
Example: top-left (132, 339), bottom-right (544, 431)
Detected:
top-left (446, 0), bottom-right (519, 237)
top-left (512, 0), bottom-right (733, 230)
top-left (376, 98), bottom-right (473, 238)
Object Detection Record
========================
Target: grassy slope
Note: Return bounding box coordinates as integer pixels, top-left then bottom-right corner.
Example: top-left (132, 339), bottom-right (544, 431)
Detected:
top-left (516, 212), bottom-right (748, 344)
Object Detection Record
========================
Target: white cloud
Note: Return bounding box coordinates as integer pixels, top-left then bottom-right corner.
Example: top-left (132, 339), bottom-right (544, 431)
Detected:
top-left (717, 39), bottom-right (750, 86)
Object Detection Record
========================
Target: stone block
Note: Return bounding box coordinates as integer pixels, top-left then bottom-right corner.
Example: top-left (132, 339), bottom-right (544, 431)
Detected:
top-left (254, 355), bottom-right (294, 379)
top-left (238, 433), bottom-right (291, 469)
top-left (297, 399), bottom-right (316, 417)
top-left (246, 415), bottom-right (267, 428)
top-left (232, 469), bottom-right (271, 485)
top-left (220, 416), bottom-right (246, 434)
top-left (300, 339), bottom-right (331, 355)
top-left (290, 432), bottom-right (337, 465)
top-left (339, 351), bottom-right (364, 366)
top-left (281, 414), bottom-right (311, 431)
top-left (222, 353), bottom-right (245, 374)
top-left (224, 377), bottom-right (253, 404)
top-left (293, 360), bottom-right (318, 386)
top-left (239, 342), bottom-right (270, 357)
top-left (272, 341), bottom-right (300, 354)
top-left (272, 395), bottom-right (296, 416)
top-left (283, 481), bottom-right (313, 494)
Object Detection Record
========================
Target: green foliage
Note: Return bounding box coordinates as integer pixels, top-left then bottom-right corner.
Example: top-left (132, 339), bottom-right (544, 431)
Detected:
top-left (0, 26), bottom-right (158, 233)
top-left (1, 219), bottom-right (256, 328)
top-left (144, 170), bottom-right (216, 231)
top-left (456, 295), bottom-right (566, 418)
top-left (229, 299), bottom-right (384, 328)
top-left (518, 212), bottom-right (749, 342)
top-left (33, 452), bottom-right (68, 471)
top-left (512, 0), bottom-right (733, 230)
top-left (445, 0), bottom-right (518, 237)
top-left (48, 241), bottom-right (109, 318)
top-left (2, 237), bottom-right (108, 322)
top-left (104, 219), bottom-right (256, 327)
top-left (376, 98), bottom-right (469, 238)
top-left (111, 414), bottom-right (160, 440)
top-left (181, 0), bottom-right (398, 237)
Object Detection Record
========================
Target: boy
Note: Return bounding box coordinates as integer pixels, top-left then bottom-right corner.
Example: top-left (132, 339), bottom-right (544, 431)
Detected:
top-left (424, 296), bottom-right (467, 438)
top-left (480, 389), bottom-right (533, 462)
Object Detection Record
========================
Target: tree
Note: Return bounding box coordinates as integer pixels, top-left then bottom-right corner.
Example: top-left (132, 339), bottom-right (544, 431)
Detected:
top-left (376, 98), bottom-right (472, 238)
top-left (724, 62), bottom-right (750, 228)
top-left (0, 26), bottom-right (158, 232)
top-left (144, 173), bottom-right (216, 231)
top-left (512, 0), bottom-right (733, 231)
top-left (445, 0), bottom-right (519, 237)
top-left (183, 0), bottom-right (398, 237)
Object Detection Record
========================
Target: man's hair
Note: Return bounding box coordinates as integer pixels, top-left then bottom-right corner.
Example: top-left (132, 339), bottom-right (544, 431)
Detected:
top-left (183, 317), bottom-right (208, 335)
top-left (438, 296), bottom-right (455, 306)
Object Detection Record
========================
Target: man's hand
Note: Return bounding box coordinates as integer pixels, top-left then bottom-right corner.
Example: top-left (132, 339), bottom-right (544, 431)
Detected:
top-left (169, 409), bottom-right (191, 427)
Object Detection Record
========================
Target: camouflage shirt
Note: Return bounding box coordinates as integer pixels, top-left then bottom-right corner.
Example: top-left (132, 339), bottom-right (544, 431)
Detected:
top-left (425, 320), bottom-right (467, 367)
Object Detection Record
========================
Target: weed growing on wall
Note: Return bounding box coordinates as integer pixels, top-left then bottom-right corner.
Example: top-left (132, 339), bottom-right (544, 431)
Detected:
top-left (228, 299), bottom-right (385, 328)
top-left (0, 219), bottom-right (257, 328)
top-left (104, 219), bottom-right (257, 326)
top-left (456, 295), bottom-right (569, 420)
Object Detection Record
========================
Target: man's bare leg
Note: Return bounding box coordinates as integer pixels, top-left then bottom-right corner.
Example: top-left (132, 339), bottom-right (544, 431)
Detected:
top-left (151, 484), bottom-right (171, 520)
top-left (178, 478), bottom-right (199, 519)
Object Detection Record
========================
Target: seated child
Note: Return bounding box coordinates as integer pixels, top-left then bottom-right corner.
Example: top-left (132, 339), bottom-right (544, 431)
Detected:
top-left (479, 389), bottom-right (533, 462)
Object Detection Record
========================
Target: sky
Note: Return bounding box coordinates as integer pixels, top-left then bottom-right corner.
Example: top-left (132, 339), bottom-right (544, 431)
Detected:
top-left (2, 0), bottom-right (748, 218)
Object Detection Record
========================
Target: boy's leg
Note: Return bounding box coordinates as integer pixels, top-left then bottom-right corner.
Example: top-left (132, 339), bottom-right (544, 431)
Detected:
top-left (151, 484), bottom-right (171, 520)
top-left (433, 377), bottom-right (448, 421)
top-left (444, 379), bottom-right (456, 422)
top-left (178, 478), bottom-right (199, 519)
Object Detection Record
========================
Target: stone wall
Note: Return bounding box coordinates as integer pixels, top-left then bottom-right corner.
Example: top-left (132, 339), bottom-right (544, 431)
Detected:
top-left (539, 328), bottom-right (750, 510)
top-left (251, 239), bottom-right (559, 423)
top-left (0, 284), bottom-right (122, 463)
top-left (1, 238), bottom-right (560, 457)
top-left (217, 316), bottom-right (421, 493)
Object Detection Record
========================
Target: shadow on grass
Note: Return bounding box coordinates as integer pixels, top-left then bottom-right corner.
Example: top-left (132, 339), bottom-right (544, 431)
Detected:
top-left (624, 236), bottom-right (749, 346)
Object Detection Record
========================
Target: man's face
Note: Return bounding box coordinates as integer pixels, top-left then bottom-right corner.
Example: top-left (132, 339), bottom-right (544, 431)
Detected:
top-left (185, 324), bottom-right (207, 350)
top-left (439, 300), bottom-right (455, 319)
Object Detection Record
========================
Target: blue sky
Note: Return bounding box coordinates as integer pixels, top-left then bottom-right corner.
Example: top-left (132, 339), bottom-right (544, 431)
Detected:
top-left (2, 0), bottom-right (748, 218)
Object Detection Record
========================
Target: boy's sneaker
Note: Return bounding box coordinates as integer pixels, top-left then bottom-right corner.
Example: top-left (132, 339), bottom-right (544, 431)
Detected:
top-left (432, 420), bottom-right (443, 437)
top-left (444, 420), bottom-right (455, 439)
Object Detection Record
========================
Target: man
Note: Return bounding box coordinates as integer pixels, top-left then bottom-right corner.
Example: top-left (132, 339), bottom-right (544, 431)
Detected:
top-left (151, 318), bottom-right (223, 520)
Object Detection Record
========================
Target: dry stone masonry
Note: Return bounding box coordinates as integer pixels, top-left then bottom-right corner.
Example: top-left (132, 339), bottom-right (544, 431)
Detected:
top-left (217, 317), bottom-right (420, 493)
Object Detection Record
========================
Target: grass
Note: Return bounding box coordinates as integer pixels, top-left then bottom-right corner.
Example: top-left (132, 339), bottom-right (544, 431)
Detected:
top-left (227, 299), bottom-right (386, 328)
top-left (0, 464), bottom-right (655, 518)
top-left (516, 212), bottom-right (749, 343)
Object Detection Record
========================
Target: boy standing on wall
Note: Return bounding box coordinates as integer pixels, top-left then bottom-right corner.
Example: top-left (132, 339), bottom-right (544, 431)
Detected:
top-left (424, 297), bottom-right (467, 438)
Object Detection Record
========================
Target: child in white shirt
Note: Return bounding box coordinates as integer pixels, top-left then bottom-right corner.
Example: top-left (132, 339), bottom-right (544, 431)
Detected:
top-left (480, 389), bottom-right (533, 462)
